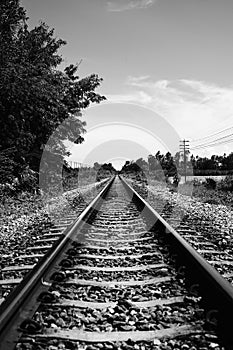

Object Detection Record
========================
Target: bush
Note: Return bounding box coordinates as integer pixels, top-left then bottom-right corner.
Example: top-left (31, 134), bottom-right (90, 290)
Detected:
top-left (203, 198), bottom-right (221, 205)
top-left (218, 175), bottom-right (233, 192)
top-left (204, 178), bottom-right (217, 190)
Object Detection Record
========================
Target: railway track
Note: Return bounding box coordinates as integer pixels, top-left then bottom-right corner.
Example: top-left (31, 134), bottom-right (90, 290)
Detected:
top-left (144, 187), bottom-right (233, 284)
top-left (0, 180), bottom-right (108, 302)
top-left (0, 176), bottom-right (233, 349)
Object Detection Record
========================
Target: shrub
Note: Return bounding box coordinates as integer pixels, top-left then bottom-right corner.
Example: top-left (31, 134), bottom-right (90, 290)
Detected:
top-left (218, 175), bottom-right (233, 192)
top-left (204, 178), bottom-right (217, 190)
top-left (203, 198), bottom-right (221, 205)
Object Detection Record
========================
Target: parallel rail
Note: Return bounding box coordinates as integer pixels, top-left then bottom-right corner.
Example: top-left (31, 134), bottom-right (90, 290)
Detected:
top-left (0, 177), bottom-right (115, 350)
top-left (121, 176), bottom-right (233, 348)
top-left (0, 175), bottom-right (233, 348)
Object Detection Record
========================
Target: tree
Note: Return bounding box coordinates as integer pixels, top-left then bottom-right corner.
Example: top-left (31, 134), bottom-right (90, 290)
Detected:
top-left (0, 0), bottom-right (106, 185)
top-left (93, 162), bottom-right (101, 171)
top-left (148, 155), bottom-right (156, 171)
top-left (96, 163), bottom-right (116, 181)
top-left (135, 158), bottom-right (148, 172)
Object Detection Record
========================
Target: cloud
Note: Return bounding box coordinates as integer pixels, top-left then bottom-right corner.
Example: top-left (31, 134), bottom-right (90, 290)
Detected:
top-left (127, 75), bottom-right (150, 84)
top-left (107, 77), bottom-right (233, 156)
top-left (107, 90), bottom-right (152, 104)
top-left (107, 0), bottom-right (156, 12)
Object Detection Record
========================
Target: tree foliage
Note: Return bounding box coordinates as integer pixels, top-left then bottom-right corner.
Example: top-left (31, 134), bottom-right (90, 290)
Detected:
top-left (147, 152), bottom-right (178, 179)
top-left (0, 0), bottom-right (106, 184)
top-left (190, 153), bottom-right (233, 173)
top-left (96, 163), bottom-right (116, 181)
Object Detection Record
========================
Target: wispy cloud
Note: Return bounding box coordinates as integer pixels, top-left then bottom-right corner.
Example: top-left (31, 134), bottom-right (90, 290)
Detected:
top-left (107, 0), bottom-right (156, 12)
top-left (127, 75), bottom-right (150, 84)
top-left (107, 91), bottom-right (152, 104)
top-left (107, 77), bottom-right (233, 156)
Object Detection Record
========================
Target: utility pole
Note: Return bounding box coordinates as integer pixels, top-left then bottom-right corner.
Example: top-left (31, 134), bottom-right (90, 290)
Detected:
top-left (179, 140), bottom-right (190, 183)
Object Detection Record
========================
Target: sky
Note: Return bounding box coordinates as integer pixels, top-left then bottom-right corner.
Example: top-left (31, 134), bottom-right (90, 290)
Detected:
top-left (21, 0), bottom-right (233, 169)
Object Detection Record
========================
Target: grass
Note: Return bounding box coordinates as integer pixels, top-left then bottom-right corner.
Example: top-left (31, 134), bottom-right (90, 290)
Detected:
top-left (191, 185), bottom-right (233, 207)
top-left (176, 181), bottom-right (233, 208)
top-left (147, 176), bottom-right (233, 208)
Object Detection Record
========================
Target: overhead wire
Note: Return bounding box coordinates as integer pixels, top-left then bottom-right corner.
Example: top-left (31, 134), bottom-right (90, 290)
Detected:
top-left (190, 138), bottom-right (233, 151)
top-left (191, 125), bottom-right (233, 143)
top-left (190, 133), bottom-right (233, 150)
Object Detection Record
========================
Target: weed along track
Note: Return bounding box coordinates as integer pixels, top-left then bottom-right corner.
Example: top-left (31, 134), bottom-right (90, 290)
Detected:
top-left (0, 176), bottom-right (233, 349)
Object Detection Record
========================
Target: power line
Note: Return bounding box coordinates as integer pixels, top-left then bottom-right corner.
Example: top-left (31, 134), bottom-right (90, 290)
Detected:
top-left (190, 137), bottom-right (233, 151)
top-left (191, 125), bottom-right (233, 143)
top-left (190, 134), bottom-right (233, 150)
top-left (190, 133), bottom-right (233, 150)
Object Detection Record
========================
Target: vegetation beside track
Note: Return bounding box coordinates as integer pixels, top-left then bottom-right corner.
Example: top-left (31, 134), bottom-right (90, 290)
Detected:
top-left (147, 181), bottom-right (233, 245)
top-left (0, 191), bottom-right (48, 240)
top-left (180, 181), bottom-right (233, 208)
top-left (163, 175), bottom-right (233, 208)
top-left (122, 172), bottom-right (233, 250)
top-left (122, 163), bottom-right (233, 209)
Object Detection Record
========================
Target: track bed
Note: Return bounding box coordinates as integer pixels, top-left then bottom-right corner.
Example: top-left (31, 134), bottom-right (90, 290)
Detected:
top-left (0, 177), bottom-right (232, 349)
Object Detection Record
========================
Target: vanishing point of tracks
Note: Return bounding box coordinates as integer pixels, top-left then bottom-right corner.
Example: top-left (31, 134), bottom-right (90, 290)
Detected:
top-left (0, 176), bottom-right (233, 350)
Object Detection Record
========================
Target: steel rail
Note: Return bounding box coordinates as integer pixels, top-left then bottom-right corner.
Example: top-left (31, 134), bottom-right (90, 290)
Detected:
top-left (120, 176), bottom-right (233, 349)
top-left (0, 176), bottom-right (115, 350)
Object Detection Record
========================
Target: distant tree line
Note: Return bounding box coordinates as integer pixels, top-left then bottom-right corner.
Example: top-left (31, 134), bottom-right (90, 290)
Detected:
top-left (120, 151), bottom-right (233, 184)
top-left (189, 153), bottom-right (233, 174)
top-left (148, 152), bottom-right (233, 176)
top-left (121, 152), bottom-right (179, 184)
top-left (94, 162), bottom-right (116, 181)
top-left (61, 162), bottom-right (116, 189)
